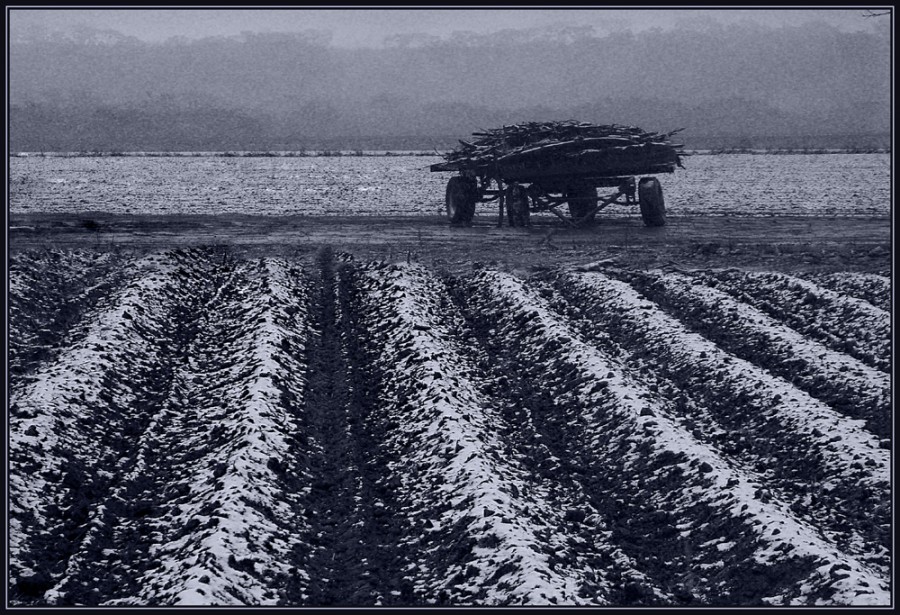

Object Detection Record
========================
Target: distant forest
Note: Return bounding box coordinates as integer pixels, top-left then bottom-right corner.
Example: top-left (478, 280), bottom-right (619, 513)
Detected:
top-left (9, 21), bottom-right (891, 151)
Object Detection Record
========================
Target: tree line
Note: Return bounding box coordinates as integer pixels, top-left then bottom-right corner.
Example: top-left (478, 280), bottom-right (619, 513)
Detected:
top-left (9, 21), bottom-right (890, 151)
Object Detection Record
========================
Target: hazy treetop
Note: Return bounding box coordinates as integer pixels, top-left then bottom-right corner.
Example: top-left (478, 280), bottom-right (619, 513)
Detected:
top-left (8, 8), bottom-right (890, 150)
top-left (8, 7), bottom-right (889, 47)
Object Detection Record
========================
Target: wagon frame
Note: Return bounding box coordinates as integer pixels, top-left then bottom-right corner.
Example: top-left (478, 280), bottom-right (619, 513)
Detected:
top-left (430, 124), bottom-right (682, 228)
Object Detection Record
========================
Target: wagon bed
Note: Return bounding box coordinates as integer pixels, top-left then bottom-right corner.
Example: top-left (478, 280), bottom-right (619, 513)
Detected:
top-left (430, 121), bottom-right (684, 227)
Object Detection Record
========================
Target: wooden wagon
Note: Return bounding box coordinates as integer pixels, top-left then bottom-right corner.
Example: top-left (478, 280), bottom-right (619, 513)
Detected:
top-left (429, 121), bottom-right (684, 227)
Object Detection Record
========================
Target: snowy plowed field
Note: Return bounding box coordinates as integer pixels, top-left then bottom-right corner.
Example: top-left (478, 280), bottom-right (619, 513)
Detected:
top-left (9, 153), bottom-right (890, 217)
top-left (8, 247), bottom-right (891, 607)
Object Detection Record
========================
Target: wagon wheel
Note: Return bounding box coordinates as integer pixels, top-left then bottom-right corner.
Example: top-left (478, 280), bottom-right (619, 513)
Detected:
top-left (565, 183), bottom-right (598, 225)
top-left (446, 176), bottom-right (477, 225)
top-left (505, 183), bottom-right (530, 227)
top-left (638, 177), bottom-right (666, 227)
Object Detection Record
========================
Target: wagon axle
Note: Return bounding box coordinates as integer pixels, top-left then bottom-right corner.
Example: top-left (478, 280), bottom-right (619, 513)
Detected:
top-left (443, 174), bottom-right (665, 228)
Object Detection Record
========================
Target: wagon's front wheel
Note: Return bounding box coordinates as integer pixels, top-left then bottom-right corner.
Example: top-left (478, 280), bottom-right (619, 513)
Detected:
top-left (446, 176), bottom-right (477, 225)
top-left (505, 183), bottom-right (530, 227)
top-left (639, 177), bottom-right (666, 227)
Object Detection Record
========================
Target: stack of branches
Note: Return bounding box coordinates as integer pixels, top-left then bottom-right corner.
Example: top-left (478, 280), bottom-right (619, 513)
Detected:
top-left (442, 120), bottom-right (685, 168)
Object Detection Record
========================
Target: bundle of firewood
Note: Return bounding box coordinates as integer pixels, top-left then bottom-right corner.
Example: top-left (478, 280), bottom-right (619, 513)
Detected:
top-left (442, 120), bottom-right (684, 167)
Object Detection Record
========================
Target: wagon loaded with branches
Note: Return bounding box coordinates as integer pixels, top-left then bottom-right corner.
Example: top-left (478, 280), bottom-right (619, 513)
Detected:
top-left (430, 120), bottom-right (684, 227)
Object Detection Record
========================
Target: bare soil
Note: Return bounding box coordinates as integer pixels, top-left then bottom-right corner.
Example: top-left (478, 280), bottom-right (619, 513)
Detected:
top-left (8, 213), bottom-right (891, 275)
top-left (8, 225), bottom-right (891, 606)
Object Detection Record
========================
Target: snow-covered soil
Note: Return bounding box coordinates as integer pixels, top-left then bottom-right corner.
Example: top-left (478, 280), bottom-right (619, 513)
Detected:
top-left (690, 270), bottom-right (890, 373)
top-left (7, 248), bottom-right (892, 607)
top-left (9, 153), bottom-right (890, 217)
top-left (795, 271), bottom-right (891, 313)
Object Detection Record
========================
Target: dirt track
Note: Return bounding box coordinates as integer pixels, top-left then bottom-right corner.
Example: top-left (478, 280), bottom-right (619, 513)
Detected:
top-left (7, 213), bottom-right (892, 274)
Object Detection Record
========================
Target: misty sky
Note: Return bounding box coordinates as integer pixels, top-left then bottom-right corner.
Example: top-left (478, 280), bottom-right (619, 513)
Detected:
top-left (9, 7), bottom-right (887, 47)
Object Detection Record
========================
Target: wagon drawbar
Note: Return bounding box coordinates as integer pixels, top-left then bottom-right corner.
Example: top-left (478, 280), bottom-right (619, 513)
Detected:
top-left (430, 120), bottom-right (684, 228)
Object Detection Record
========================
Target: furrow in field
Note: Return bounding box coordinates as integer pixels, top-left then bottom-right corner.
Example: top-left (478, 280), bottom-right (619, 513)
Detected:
top-left (555, 271), bottom-right (890, 567)
top-left (466, 269), bottom-right (889, 606)
top-left (277, 249), bottom-right (405, 606)
top-left (693, 270), bottom-right (890, 373)
top-left (617, 270), bottom-right (891, 439)
top-left (8, 249), bottom-right (136, 392)
top-left (8, 249), bottom-right (221, 605)
top-left (446, 274), bottom-right (680, 607)
top-left (797, 272), bottom-right (891, 312)
top-left (355, 262), bottom-right (614, 606)
top-left (115, 258), bottom-right (311, 606)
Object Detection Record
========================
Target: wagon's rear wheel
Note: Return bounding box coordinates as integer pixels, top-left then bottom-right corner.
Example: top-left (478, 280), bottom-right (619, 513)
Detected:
top-left (446, 176), bottom-right (477, 225)
top-left (566, 183), bottom-right (598, 225)
top-left (638, 177), bottom-right (666, 227)
top-left (505, 183), bottom-right (530, 227)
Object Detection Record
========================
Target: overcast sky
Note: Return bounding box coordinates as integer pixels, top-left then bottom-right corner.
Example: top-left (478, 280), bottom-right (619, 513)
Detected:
top-left (8, 7), bottom-right (887, 47)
